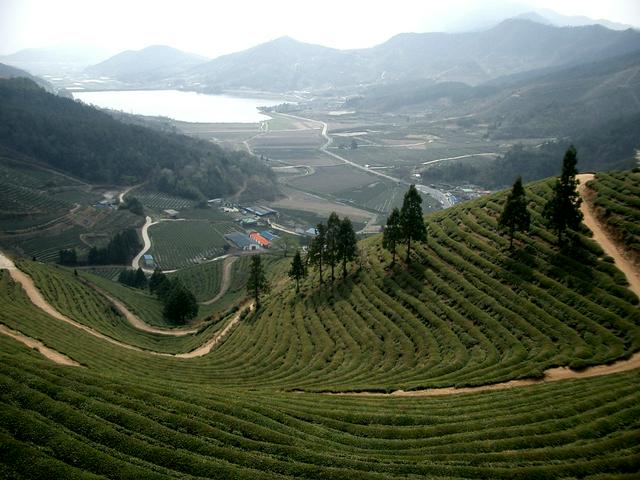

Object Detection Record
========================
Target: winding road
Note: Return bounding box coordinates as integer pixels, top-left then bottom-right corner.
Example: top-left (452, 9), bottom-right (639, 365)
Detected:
top-left (278, 113), bottom-right (454, 208)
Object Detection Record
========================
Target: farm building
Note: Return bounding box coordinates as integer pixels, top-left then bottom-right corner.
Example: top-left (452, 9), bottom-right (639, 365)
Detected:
top-left (250, 231), bottom-right (270, 248)
top-left (305, 227), bottom-right (318, 237)
top-left (244, 206), bottom-right (278, 217)
top-left (260, 230), bottom-right (279, 242)
top-left (143, 254), bottom-right (156, 268)
top-left (163, 209), bottom-right (179, 219)
top-left (225, 232), bottom-right (259, 250)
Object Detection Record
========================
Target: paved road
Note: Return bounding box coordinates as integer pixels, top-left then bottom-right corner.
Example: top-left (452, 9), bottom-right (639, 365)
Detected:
top-left (279, 113), bottom-right (454, 209)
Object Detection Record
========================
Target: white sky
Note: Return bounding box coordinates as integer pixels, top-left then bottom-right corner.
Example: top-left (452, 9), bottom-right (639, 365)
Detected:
top-left (1, 0), bottom-right (639, 58)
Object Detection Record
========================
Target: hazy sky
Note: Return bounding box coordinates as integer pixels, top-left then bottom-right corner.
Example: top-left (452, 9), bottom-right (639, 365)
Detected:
top-left (1, 0), bottom-right (639, 58)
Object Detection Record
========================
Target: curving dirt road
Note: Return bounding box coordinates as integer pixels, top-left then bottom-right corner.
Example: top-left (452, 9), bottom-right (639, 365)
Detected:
top-left (577, 173), bottom-right (640, 297)
top-left (0, 324), bottom-right (81, 367)
top-left (200, 256), bottom-right (238, 305)
top-left (84, 280), bottom-right (198, 336)
top-left (0, 250), bottom-right (249, 360)
top-left (175, 301), bottom-right (253, 358)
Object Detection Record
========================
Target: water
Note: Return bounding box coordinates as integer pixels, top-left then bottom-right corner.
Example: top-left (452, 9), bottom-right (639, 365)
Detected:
top-left (72, 89), bottom-right (284, 123)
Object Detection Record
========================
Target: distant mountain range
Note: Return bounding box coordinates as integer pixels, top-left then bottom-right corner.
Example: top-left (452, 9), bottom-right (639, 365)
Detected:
top-left (0, 46), bottom-right (111, 75)
top-left (85, 45), bottom-right (208, 83)
top-left (80, 19), bottom-right (640, 93)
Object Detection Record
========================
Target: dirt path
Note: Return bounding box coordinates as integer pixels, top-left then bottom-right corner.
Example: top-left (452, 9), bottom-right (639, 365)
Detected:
top-left (83, 280), bottom-right (198, 336)
top-left (118, 183), bottom-right (143, 204)
top-left (0, 324), bottom-right (81, 367)
top-left (200, 256), bottom-right (238, 305)
top-left (329, 175), bottom-right (640, 398)
top-left (331, 352), bottom-right (640, 398)
top-left (175, 301), bottom-right (253, 358)
top-left (578, 173), bottom-right (640, 298)
top-left (0, 251), bottom-right (248, 359)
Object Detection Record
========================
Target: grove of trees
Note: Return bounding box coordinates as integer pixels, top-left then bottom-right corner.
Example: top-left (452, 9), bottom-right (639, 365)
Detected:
top-left (148, 268), bottom-right (198, 324)
top-left (383, 185), bottom-right (427, 266)
top-left (308, 213), bottom-right (358, 284)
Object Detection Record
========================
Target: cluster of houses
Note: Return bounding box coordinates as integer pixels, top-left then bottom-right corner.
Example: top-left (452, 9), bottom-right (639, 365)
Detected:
top-left (224, 230), bottom-right (280, 251)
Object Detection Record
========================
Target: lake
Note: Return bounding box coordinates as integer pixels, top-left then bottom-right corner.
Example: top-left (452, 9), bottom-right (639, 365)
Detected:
top-left (72, 89), bottom-right (284, 123)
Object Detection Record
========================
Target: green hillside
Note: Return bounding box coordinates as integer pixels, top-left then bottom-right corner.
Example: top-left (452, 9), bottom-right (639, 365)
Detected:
top-left (0, 176), bottom-right (639, 478)
top-left (0, 77), bottom-right (278, 202)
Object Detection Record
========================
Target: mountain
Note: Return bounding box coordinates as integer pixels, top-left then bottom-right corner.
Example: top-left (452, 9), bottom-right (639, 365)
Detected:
top-left (183, 20), bottom-right (640, 92)
top-left (0, 77), bottom-right (278, 201)
top-left (531, 8), bottom-right (634, 31)
top-left (86, 45), bottom-right (208, 83)
top-left (185, 36), bottom-right (358, 92)
top-left (0, 63), bottom-right (56, 93)
top-left (0, 46), bottom-right (111, 75)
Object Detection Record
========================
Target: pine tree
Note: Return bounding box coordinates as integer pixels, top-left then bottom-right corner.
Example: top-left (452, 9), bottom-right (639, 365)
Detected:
top-left (325, 212), bottom-right (341, 282)
top-left (247, 255), bottom-right (270, 309)
top-left (382, 208), bottom-right (402, 266)
top-left (134, 267), bottom-right (147, 289)
top-left (499, 177), bottom-right (531, 250)
top-left (337, 217), bottom-right (358, 278)
top-left (543, 146), bottom-right (583, 246)
top-left (288, 250), bottom-right (306, 293)
top-left (400, 185), bottom-right (427, 263)
top-left (308, 223), bottom-right (326, 284)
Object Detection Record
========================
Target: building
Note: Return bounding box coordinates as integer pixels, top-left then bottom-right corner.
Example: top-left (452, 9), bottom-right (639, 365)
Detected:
top-left (249, 231), bottom-right (270, 248)
top-left (163, 209), bottom-right (179, 219)
top-left (143, 254), bottom-right (156, 268)
top-left (260, 230), bottom-right (279, 242)
top-left (225, 232), bottom-right (259, 251)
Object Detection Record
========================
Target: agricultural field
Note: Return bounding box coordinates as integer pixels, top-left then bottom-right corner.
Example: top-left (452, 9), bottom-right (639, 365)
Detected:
top-left (135, 190), bottom-right (196, 211)
top-left (587, 170), bottom-right (640, 264)
top-left (147, 220), bottom-right (241, 270)
top-left (1, 175), bottom-right (639, 478)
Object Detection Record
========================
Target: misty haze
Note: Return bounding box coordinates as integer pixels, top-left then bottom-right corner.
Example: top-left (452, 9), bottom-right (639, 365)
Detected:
top-left (1, 1), bottom-right (639, 478)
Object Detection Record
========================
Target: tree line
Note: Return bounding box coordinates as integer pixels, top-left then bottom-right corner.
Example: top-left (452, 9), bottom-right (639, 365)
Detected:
top-left (248, 146), bottom-right (584, 312)
top-left (58, 228), bottom-right (141, 266)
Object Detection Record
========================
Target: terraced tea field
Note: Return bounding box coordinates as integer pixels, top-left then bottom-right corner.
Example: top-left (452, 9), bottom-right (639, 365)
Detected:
top-left (147, 220), bottom-right (240, 270)
top-left (1, 174), bottom-right (639, 478)
top-left (587, 170), bottom-right (640, 264)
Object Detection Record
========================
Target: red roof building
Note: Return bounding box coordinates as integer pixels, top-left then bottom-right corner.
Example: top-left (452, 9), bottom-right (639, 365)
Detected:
top-left (249, 231), bottom-right (270, 248)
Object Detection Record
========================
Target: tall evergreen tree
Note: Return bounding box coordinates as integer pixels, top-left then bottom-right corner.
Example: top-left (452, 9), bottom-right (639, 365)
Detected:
top-left (325, 212), bottom-right (341, 282)
top-left (498, 177), bottom-right (531, 250)
top-left (337, 217), bottom-right (358, 278)
top-left (543, 146), bottom-right (583, 245)
top-left (400, 185), bottom-right (427, 263)
top-left (288, 250), bottom-right (306, 293)
top-left (247, 255), bottom-right (270, 309)
top-left (382, 208), bottom-right (402, 266)
top-left (308, 223), bottom-right (326, 284)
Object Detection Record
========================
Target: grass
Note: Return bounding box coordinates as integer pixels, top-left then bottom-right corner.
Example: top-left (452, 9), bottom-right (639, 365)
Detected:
top-left (1, 176), bottom-right (639, 478)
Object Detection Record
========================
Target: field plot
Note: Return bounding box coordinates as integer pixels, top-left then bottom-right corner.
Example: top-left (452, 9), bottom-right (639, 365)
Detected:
top-left (169, 259), bottom-right (224, 302)
top-left (288, 164), bottom-right (383, 196)
top-left (176, 121), bottom-right (261, 142)
top-left (148, 220), bottom-right (240, 270)
top-left (257, 148), bottom-right (342, 166)
top-left (135, 190), bottom-right (196, 211)
top-left (270, 186), bottom-right (374, 223)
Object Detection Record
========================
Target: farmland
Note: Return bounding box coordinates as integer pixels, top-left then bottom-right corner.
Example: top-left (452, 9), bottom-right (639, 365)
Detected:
top-left (587, 170), bottom-right (640, 265)
top-left (147, 220), bottom-right (240, 270)
top-left (1, 173), bottom-right (640, 478)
